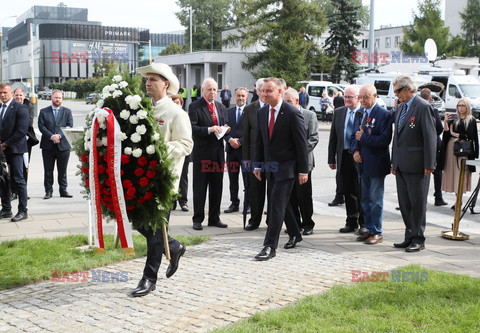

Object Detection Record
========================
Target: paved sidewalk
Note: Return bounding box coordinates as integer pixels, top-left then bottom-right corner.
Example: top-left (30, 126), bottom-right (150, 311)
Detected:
top-left (0, 209), bottom-right (479, 332)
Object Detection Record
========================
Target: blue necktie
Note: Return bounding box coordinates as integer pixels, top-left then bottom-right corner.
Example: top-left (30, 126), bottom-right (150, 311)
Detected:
top-left (53, 108), bottom-right (58, 119)
top-left (398, 103), bottom-right (408, 128)
top-left (237, 107), bottom-right (242, 124)
top-left (345, 109), bottom-right (354, 149)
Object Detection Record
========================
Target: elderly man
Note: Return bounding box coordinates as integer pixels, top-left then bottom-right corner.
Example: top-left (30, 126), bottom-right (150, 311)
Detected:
top-left (189, 78), bottom-right (229, 230)
top-left (328, 85), bottom-right (366, 234)
top-left (283, 88), bottom-right (318, 236)
top-left (392, 75), bottom-right (437, 252)
top-left (253, 78), bottom-right (308, 260)
top-left (38, 90), bottom-right (74, 199)
top-left (131, 63), bottom-right (193, 297)
top-left (0, 83), bottom-right (29, 222)
top-left (350, 84), bottom-right (392, 245)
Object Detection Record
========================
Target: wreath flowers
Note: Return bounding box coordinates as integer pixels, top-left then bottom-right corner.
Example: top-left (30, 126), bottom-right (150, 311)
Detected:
top-left (74, 71), bottom-right (176, 232)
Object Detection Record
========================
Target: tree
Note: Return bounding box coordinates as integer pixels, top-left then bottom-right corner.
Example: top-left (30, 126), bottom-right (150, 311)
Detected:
top-left (323, 0), bottom-right (362, 83)
top-left (459, 0), bottom-right (480, 56)
top-left (160, 43), bottom-right (187, 55)
top-left (176, 0), bottom-right (235, 51)
top-left (226, 0), bottom-right (327, 87)
top-left (400, 0), bottom-right (450, 56)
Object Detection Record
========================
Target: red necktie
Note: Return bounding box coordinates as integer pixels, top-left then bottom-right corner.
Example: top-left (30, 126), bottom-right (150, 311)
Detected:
top-left (207, 102), bottom-right (218, 126)
top-left (268, 108), bottom-right (275, 140)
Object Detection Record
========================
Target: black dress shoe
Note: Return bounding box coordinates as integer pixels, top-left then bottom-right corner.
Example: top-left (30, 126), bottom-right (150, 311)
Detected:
top-left (224, 205), bottom-right (239, 213)
top-left (11, 211), bottom-right (28, 222)
top-left (245, 224), bottom-right (258, 231)
top-left (328, 196), bottom-right (344, 206)
top-left (254, 246), bottom-right (276, 261)
top-left (302, 228), bottom-right (313, 236)
top-left (356, 227), bottom-right (370, 235)
top-left (193, 222), bottom-right (203, 230)
top-left (405, 242), bottom-right (425, 252)
top-left (166, 245), bottom-right (186, 278)
top-left (208, 220), bottom-right (228, 228)
top-left (43, 192), bottom-right (52, 200)
top-left (131, 279), bottom-right (156, 297)
top-left (339, 225), bottom-right (357, 233)
top-left (434, 198), bottom-right (448, 206)
top-left (181, 205), bottom-right (189, 212)
top-left (0, 210), bottom-right (12, 219)
top-left (393, 241), bottom-right (411, 248)
top-left (284, 235), bottom-right (303, 249)
top-left (60, 191), bottom-right (73, 198)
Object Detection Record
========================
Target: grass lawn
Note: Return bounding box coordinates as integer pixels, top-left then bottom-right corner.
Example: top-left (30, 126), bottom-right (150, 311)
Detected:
top-left (215, 265), bottom-right (480, 332)
top-left (0, 234), bottom-right (208, 291)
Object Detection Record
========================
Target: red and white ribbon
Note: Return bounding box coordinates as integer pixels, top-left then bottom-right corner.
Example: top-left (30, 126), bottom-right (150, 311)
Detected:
top-left (89, 108), bottom-right (134, 254)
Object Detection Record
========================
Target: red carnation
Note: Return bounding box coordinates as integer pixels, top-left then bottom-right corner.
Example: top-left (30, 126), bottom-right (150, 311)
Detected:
top-left (149, 160), bottom-right (158, 169)
top-left (97, 164), bottom-right (106, 174)
top-left (81, 153), bottom-right (89, 162)
top-left (121, 154), bottom-right (130, 164)
top-left (138, 156), bottom-right (148, 167)
top-left (139, 177), bottom-right (149, 187)
top-left (126, 186), bottom-right (136, 198)
top-left (134, 168), bottom-right (145, 177)
top-left (146, 170), bottom-right (156, 179)
top-left (143, 191), bottom-right (154, 200)
top-left (82, 166), bottom-right (89, 175)
top-left (122, 179), bottom-right (133, 188)
top-left (126, 205), bottom-right (135, 211)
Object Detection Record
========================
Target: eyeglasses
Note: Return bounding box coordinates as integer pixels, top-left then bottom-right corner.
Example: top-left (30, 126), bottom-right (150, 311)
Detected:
top-left (344, 95), bottom-right (357, 99)
top-left (394, 87), bottom-right (405, 94)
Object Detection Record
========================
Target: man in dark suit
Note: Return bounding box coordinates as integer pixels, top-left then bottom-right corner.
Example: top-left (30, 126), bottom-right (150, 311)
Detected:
top-left (392, 76), bottom-right (437, 252)
top-left (243, 78), bottom-right (267, 230)
top-left (224, 87), bottom-right (248, 213)
top-left (38, 90), bottom-right (74, 199)
top-left (328, 85), bottom-right (366, 234)
top-left (253, 77), bottom-right (308, 261)
top-left (0, 83), bottom-right (29, 222)
top-left (189, 77), bottom-right (230, 230)
top-left (220, 85), bottom-right (232, 108)
top-left (350, 84), bottom-right (392, 245)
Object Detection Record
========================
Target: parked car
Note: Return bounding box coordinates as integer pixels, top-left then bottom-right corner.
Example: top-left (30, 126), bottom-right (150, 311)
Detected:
top-left (38, 90), bottom-right (53, 100)
top-left (86, 93), bottom-right (100, 104)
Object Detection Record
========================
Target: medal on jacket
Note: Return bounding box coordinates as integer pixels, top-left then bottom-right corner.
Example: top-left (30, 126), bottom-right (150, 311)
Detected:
top-left (409, 116), bottom-right (415, 129)
top-left (365, 117), bottom-right (375, 128)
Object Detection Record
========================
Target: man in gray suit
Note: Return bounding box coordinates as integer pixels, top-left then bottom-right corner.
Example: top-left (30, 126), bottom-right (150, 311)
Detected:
top-left (328, 85), bottom-right (366, 234)
top-left (391, 75), bottom-right (437, 252)
top-left (283, 88), bottom-right (318, 236)
top-left (38, 90), bottom-right (74, 199)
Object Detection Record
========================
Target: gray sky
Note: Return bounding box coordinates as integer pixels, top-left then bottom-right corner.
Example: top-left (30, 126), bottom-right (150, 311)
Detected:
top-left (1, 0), bottom-right (443, 33)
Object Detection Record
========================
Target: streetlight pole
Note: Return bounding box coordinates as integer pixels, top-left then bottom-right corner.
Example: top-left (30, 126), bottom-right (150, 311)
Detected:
top-left (189, 6), bottom-right (193, 53)
top-left (0, 15), bottom-right (17, 82)
top-left (368, 0), bottom-right (375, 70)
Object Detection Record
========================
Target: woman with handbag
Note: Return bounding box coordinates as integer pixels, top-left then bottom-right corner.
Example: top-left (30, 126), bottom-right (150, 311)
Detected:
top-left (440, 98), bottom-right (479, 199)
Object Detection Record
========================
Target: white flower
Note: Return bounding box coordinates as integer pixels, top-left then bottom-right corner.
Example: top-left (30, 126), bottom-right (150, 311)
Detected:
top-left (119, 109), bottom-right (130, 120)
top-left (125, 94), bottom-right (142, 110)
top-left (101, 137), bottom-right (108, 146)
top-left (119, 81), bottom-right (128, 89)
top-left (112, 90), bottom-right (123, 98)
top-left (136, 125), bottom-right (147, 135)
top-left (117, 132), bottom-right (127, 141)
top-left (146, 145), bottom-right (155, 154)
top-left (131, 133), bottom-right (141, 143)
top-left (129, 115), bottom-right (139, 124)
top-left (132, 148), bottom-right (142, 158)
top-left (96, 113), bottom-right (106, 124)
top-left (152, 133), bottom-right (160, 141)
top-left (112, 75), bottom-right (122, 82)
top-left (101, 92), bottom-right (111, 99)
top-left (84, 129), bottom-right (91, 140)
top-left (84, 142), bottom-right (90, 151)
top-left (124, 147), bottom-right (132, 155)
top-left (102, 85), bottom-right (111, 94)
top-left (96, 139), bottom-right (103, 147)
top-left (109, 83), bottom-right (119, 91)
top-left (99, 122), bottom-right (106, 130)
top-left (96, 99), bottom-right (104, 108)
top-left (137, 110), bottom-right (148, 119)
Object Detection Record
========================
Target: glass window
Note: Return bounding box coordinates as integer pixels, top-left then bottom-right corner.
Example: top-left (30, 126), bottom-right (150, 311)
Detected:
top-left (385, 37), bottom-right (391, 48)
top-left (374, 80), bottom-right (390, 96)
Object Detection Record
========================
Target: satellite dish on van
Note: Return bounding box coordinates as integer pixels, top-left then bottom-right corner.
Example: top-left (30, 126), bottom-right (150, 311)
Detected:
top-left (424, 39), bottom-right (438, 63)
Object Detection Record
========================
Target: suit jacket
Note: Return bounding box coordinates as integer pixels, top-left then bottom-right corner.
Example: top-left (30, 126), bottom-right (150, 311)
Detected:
top-left (328, 106), bottom-right (352, 170)
top-left (0, 100), bottom-right (29, 155)
top-left (242, 100), bottom-right (261, 161)
top-left (255, 101), bottom-right (308, 181)
top-left (300, 107), bottom-right (319, 171)
top-left (224, 105), bottom-right (244, 156)
top-left (38, 105), bottom-right (74, 151)
top-left (188, 98), bottom-right (228, 163)
top-left (350, 103), bottom-right (392, 178)
top-left (391, 95), bottom-right (437, 173)
top-left (220, 89), bottom-right (231, 102)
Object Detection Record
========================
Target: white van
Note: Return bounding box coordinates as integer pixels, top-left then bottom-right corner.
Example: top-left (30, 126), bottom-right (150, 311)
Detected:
top-left (305, 81), bottom-right (344, 114)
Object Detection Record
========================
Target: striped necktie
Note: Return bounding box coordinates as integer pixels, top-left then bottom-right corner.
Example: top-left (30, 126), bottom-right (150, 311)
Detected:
top-left (398, 103), bottom-right (408, 128)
